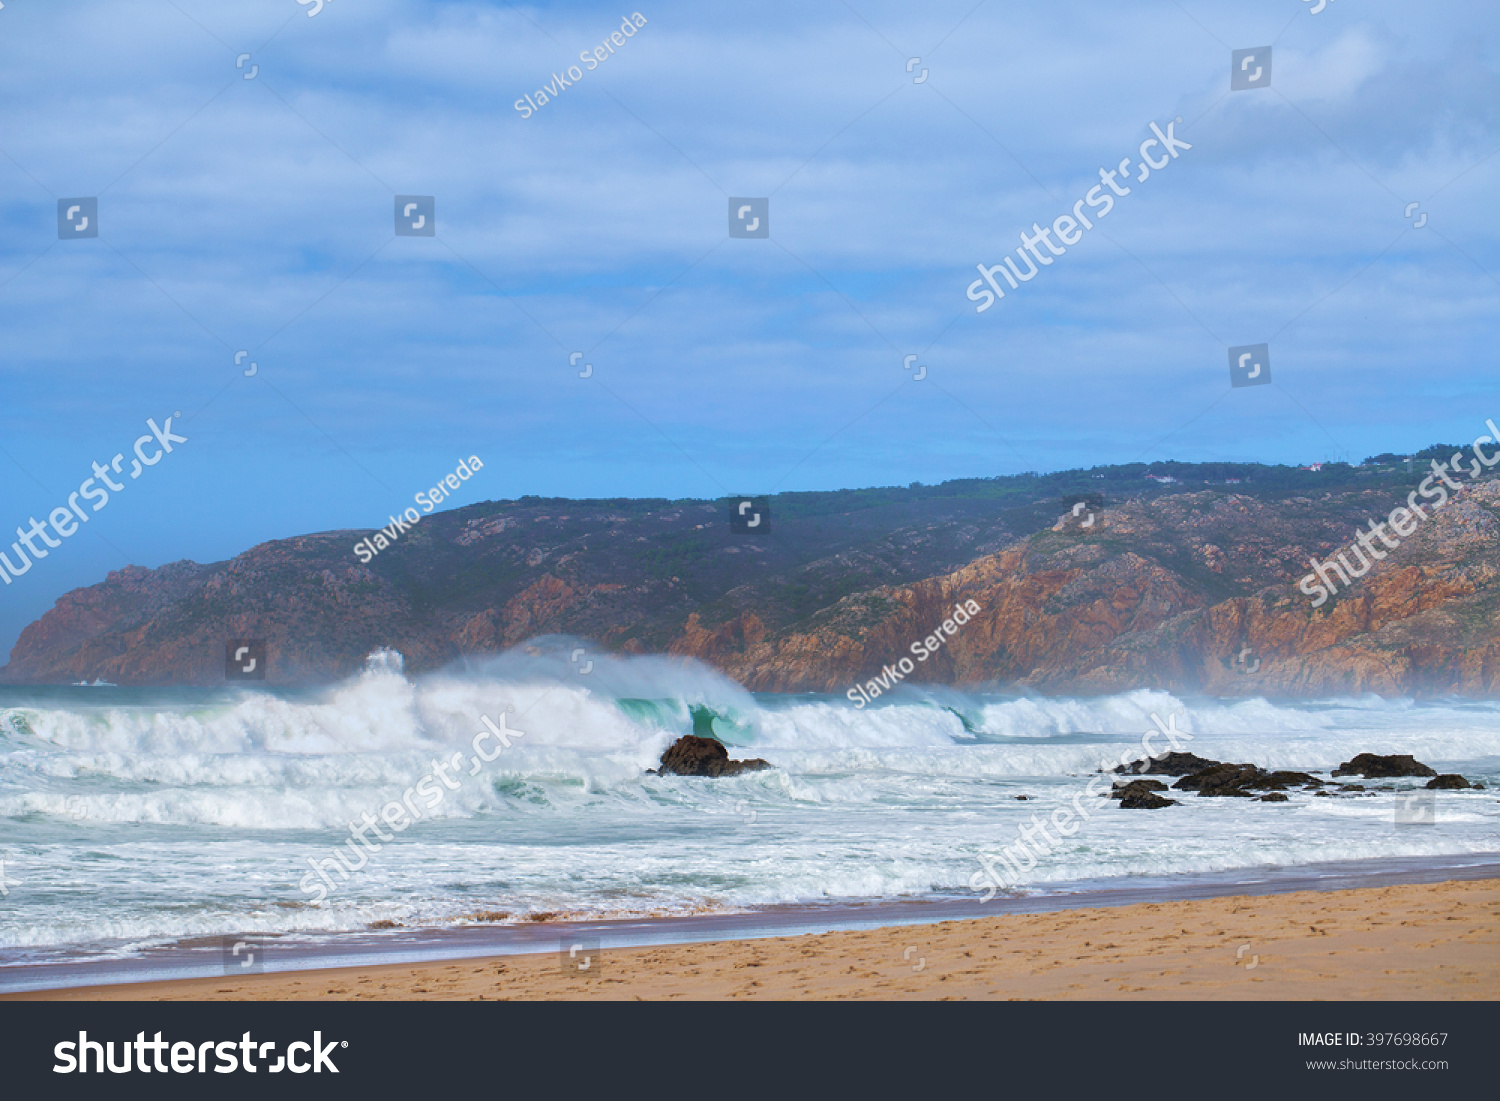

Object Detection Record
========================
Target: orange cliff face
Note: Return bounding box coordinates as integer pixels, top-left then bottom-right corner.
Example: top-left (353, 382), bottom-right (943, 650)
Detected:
top-left (665, 482), bottom-right (1500, 697)
top-left (3, 480), bottom-right (1497, 696)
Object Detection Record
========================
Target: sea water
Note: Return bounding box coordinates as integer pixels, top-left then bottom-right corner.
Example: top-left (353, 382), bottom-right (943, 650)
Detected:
top-left (1, 646), bottom-right (1496, 965)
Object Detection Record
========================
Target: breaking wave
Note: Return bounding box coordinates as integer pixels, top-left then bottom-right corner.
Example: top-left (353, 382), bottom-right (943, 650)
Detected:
top-left (1, 642), bottom-right (1496, 958)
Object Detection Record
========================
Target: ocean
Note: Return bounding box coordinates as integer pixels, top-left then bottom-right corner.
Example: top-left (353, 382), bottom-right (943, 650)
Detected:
top-left (2, 646), bottom-right (1497, 970)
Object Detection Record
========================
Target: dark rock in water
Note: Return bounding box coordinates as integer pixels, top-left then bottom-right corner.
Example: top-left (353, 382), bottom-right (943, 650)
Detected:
top-left (656, 735), bottom-right (771, 778)
top-left (1259, 792), bottom-right (1289, 802)
top-left (1173, 762), bottom-right (1325, 798)
top-left (1112, 779), bottom-right (1174, 809)
top-left (1173, 763), bottom-right (1265, 797)
top-left (1118, 787), bottom-right (1177, 809)
top-left (1426, 774), bottom-right (1476, 790)
top-left (1331, 753), bottom-right (1436, 779)
top-left (1340, 784), bottom-right (1366, 792)
top-left (1109, 779), bottom-right (1168, 798)
top-left (1113, 751), bottom-right (1221, 776)
top-left (1263, 770), bottom-right (1323, 789)
top-left (1014, 795), bottom-right (1030, 800)
top-left (1314, 791), bottom-right (1331, 797)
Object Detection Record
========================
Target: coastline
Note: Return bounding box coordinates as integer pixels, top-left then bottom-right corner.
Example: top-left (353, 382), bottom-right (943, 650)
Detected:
top-left (7, 875), bottom-right (1495, 1001)
top-left (5, 854), bottom-right (1497, 999)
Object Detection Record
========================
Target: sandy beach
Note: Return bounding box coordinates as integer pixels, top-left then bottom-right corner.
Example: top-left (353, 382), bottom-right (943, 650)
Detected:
top-left (10, 877), bottom-right (1495, 1001)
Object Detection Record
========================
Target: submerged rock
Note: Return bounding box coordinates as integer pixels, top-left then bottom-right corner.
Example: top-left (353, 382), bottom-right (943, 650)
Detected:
top-left (1173, 763), bottom-right (1266, 797)
top-left (1110, 779), bottom-right (1176, 808)
top-left (1426, 774), bottom-right (1478, 790)
top-left (654, 735), bottom-right (772, 778)
top-left (1109, 779), bottom-right (1168, 796)
top-left (1172, 763), bottom-right (1321, 798)
top-left (1259, 792), bottom-right (1289, 803)
top-left (1119, 788), bottom-right (1177, 809)
top-left (1331, 753), bottom-right (1436, 779)
top-left (1113, 751), bottom-right (1221, 776)
top-left (1264, 770), bottom-right (1323, 788)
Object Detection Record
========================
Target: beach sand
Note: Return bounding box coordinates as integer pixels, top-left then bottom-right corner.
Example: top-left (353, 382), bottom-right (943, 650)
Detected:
top-left (9, 878), bottom-right (1496, 1001)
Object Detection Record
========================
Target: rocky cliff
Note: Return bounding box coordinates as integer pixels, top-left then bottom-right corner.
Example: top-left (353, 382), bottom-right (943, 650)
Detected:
top-left (4, 460), bottom-right (1497, 695)
top-left (684, 482), bottom-right (1500, 697)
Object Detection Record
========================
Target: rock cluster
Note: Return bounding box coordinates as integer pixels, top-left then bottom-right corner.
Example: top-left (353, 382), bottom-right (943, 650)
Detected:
top-left (1108, 751), bottom-right (1479, 809)
top-left (1172, 764), bottom-right (1323, 798)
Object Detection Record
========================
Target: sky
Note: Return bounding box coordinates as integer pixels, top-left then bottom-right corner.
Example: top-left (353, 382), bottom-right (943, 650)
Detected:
top-left (0, 0), bottom-right (1497, 657)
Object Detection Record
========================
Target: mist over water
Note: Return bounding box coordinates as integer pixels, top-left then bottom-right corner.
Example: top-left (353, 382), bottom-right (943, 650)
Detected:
top-left (2, 645), bottom-right (1497, 963)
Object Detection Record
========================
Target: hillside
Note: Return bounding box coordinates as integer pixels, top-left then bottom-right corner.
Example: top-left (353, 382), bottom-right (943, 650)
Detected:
top-left (3, 454), bottom-right (1497, 695)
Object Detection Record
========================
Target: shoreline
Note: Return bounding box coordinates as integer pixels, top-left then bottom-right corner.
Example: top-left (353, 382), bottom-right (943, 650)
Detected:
top-left (7, 874), bottom-right (1495, 1001)
top-left (4, 852), bottom-right (1497, 997)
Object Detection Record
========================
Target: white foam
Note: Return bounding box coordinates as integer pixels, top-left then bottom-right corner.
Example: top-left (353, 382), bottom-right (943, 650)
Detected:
top-left (1, 648), bottom-right (1496, 957)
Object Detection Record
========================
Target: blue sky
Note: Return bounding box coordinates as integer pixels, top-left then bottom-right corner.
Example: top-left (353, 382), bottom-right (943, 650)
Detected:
top-left (1, 0), bottom-right (1497, 657)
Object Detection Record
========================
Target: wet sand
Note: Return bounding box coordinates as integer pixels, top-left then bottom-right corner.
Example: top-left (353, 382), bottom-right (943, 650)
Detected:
top-left (9, 877), bottom-right (1496, 1001)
